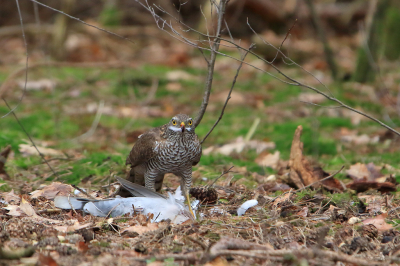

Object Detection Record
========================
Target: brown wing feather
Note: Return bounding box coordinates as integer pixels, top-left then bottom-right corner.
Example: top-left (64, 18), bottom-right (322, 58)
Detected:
top-left (126, 126), bottom-right (166, 167)
top-left (192, 135), bottom-right (202, 166)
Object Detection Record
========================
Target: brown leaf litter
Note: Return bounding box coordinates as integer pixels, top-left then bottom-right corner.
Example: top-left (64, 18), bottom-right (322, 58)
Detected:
top-left (346, 162), bottom-right (396, 193)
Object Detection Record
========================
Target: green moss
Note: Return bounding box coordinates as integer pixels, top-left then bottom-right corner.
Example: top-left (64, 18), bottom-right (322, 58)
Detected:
top-left (327, 192), bottom-right (358, 208)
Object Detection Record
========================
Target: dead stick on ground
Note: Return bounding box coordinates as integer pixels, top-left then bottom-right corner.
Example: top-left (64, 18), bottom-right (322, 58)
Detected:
top-left (130, 248), bottom-right (379, 265)
top-left (71, 184), bottom-right (97, 200)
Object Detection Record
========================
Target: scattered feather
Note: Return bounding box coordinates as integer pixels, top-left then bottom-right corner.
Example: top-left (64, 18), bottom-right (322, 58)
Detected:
top-left (237, 199), bottom-right (258, 216)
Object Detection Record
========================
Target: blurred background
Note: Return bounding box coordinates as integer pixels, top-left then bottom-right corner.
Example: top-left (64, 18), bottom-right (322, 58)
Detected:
top-left (0, 0), bottom-right (399, 188)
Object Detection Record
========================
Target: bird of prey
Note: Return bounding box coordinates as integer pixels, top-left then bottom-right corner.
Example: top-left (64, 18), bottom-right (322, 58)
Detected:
top-left (124, 114), bottom-right (202, 216)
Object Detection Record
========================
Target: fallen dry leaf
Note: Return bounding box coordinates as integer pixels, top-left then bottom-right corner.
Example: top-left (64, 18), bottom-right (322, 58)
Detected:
top-left (19, 144), bottom-right (63, 156)
top-left (346, 181), bottom-right (396, 193)
top-left (346, 162), bottom-right (382, 181)
top-left (204, 137), bottom-right (275, 156)
top-left (255, 151), bottom-right (280, 169)
top-left (31, 182), bottom-right (73, 199)
top-left (122, 223), bottom-right (159, 235)
top-left (55, 221), bottom-right (93, 233)
top-left (38, 253), bottom-right (58, 266)
top-left (204, 257), bottom-right (230, 266)
top-left (18, 78), bottom-right (56, 91)
top-left (358, 195), bottom-right (383, 214)
top-left (3, 205), bottom-right (24, 216)
top-left (296, 207), bottom-right (308, 217)
top-left (362, 213), bottom-right (393, 231)
top-left (166, 70), bottom-right (196, 81)
top-left (19, 198), bottom-right (37, 216)
top-left (0, 189), bottom-right (21, 204)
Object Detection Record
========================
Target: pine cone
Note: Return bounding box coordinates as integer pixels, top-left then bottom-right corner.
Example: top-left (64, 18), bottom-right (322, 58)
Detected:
top-left (362, 224), bottom-right (378, 239)
top-left (189, 186), bottom-right (218, 204)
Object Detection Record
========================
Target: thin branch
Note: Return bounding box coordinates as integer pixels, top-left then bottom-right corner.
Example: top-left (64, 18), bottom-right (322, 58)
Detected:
top-left (71, 185), bottom-right (97, 200)
top-left (3, 98), bottom-right (59, 178)
top-left (193, 0), bottom-right (228, 128)
top-left (271, 19), bottom-right (297, 64)
top-left (201, 44), bottom-right (255, 144)
top-left (299, 100), bottom-right (343, 109)
top-left (207, 166), bottom-right (234, 189)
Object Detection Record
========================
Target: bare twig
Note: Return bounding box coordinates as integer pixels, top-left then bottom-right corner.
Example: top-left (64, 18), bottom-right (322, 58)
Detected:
top-left (201, 44), bottom-right (255, 144)
top-left (185, 236), bottom-right (208, 250)
top-left (193, 0), bottom-right (228, 128)
top-left (207, 166), bottom-right (234, 189)
top-left (71, 185), bottom-right (97, 200)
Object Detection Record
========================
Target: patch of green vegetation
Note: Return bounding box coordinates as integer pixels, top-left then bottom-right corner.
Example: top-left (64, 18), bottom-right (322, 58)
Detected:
top-left (265, 120), bottom-right (338, 159)
top-left (205, 232), bottom-right (220, 241)
top-left (0, 182), bottom-right (11, 192)
top-left (10, 156), bottom-right (42, 170)
top-left (199, 153), bottom-right (267, 177)
top-left (97, 241), bottom-right (110, 248)
top-left (327, 192), bottom-right (358, 208)
top-left (63, 153), bottom-right (125, 184)
top-left (163, 257), bottom-right (178, 266)
top-left (0, 133), bottom-right (25, 153)
top-left (295, 188), bottom-right (317, 202)
top-left (99, 5), bottom-right (121, 26)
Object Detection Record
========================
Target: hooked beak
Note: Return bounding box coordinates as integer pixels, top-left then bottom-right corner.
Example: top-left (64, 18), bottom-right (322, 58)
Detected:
top-left (180, 122), bottom-right (185, 132)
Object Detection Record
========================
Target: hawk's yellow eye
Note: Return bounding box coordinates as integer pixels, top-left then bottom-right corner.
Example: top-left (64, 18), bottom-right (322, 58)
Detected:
top-left (188, 120), bottom-right (193, 126)
top-left (172, 120), bottom-right (177, 126)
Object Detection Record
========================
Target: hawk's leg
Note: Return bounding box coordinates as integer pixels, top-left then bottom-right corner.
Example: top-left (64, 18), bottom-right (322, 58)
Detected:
top-left (144, 168), bottom-right (160, 192)
top-left (178, 167), bottom-right (195, 218)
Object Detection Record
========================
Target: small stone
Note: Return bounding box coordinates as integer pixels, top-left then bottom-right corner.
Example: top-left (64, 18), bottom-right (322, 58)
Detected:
top-left (348, 217), bottom-right (361, 224)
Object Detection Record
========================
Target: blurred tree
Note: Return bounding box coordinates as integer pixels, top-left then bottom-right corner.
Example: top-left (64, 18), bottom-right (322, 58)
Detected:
top-left (100, 0), bottom-right (121, 26)
top-left (383, 4), bottom-right (400, 61)
top-left (353, 0), bottom-right (398, 83)
top-left (51, 0), bottom-right (75, 60)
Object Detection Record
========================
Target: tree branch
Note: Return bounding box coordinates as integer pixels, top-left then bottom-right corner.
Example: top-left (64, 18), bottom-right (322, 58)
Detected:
top-left (193, 0), bottom-right (228, 128)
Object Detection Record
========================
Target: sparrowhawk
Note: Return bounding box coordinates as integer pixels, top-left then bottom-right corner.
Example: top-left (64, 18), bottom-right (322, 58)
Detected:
top-left (125, 114), bottom-right (202, 208)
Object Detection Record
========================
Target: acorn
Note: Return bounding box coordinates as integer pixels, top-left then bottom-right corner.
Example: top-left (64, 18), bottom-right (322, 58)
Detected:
top-left (189, 186), bottom-right (218, 204)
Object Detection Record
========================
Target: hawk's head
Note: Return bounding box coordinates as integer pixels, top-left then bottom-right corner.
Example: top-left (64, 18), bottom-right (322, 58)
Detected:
top-left (167, 114), bottom-right (194, 134)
